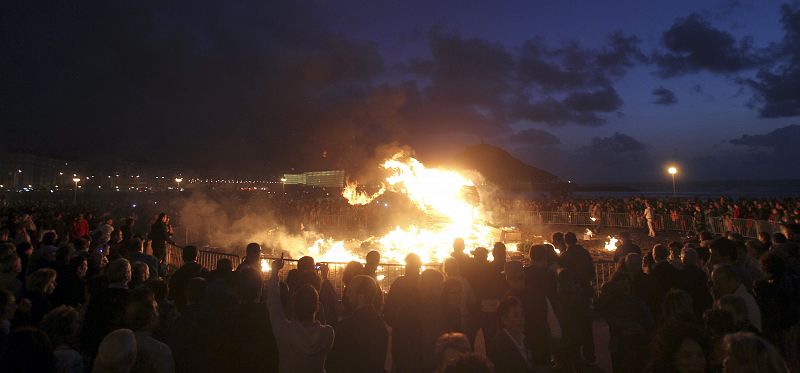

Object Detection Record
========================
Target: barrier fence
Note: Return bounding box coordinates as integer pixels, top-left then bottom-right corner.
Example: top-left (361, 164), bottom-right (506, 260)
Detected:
top-left (164, 212), bottom-right (785, 298)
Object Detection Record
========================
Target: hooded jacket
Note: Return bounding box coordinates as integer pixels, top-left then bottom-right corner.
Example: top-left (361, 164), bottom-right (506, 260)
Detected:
top-left (268, 272), bottom-right (334, 373)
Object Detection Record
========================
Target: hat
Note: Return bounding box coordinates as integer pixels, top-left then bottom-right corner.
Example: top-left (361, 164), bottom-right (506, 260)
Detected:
top-left (503, 260), bottom-right (523, 278)
top-left (471, 247), bottom-right (489, 256)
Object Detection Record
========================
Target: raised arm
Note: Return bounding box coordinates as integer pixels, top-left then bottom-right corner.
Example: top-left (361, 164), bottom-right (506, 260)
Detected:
top-left (267, 256), bottom-right (290, 340)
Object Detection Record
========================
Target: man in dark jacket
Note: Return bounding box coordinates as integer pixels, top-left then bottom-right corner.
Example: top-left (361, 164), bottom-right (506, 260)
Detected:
top-left (678, 247), bottom-right (713, 320)
top-left (523, 245), bottom-right (558, 365)
top-left (613, 232), bottom-right (641, 263)
top-left (327, 275), bottom-right (388, 373)
top-left (649, 244), bottom-right (680, 321)
top-left (168, 246), bottom-right (206, 312)
top-left (560, 232), bottom-right (596, 362)
top-left (80, 258), bottom-right (131, 360)
top-left (149, 213), bottom-right (170, 262)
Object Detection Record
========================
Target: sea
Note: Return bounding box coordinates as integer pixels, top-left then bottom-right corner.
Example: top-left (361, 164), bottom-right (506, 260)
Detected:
top-left (571, 179), bottom-right (800, 199)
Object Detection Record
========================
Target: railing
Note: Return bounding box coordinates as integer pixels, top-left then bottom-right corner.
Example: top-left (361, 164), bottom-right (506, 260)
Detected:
top-left (164, 243), bottom-right (242, 273)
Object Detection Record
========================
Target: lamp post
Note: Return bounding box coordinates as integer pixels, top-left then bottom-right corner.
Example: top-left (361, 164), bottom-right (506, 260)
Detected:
top-left (72, 177), bottom-right (81, 204)
top-left (667, 166), bottom-right (678, 197)
top-left (175, 177), bottom-right (183, 191)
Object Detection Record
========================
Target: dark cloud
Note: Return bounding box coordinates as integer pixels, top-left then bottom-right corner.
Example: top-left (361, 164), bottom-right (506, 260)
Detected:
top-left (652, 87), bottom-right (677, 105)
top-left (746, 4), bottom-right (800, 118)
top-left (654, 13), bottom-right (764, 77)
top-left (585, 132), bottom-right (646, 153)
top-left (512, 87), bottom-right (623, 126)
top-left (729, 124), bottom-right (800, 158)
top-left (501, 128), bottom-right (561, 146)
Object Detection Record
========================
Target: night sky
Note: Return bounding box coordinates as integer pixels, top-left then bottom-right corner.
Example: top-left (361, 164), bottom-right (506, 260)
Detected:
top-left (2, 0), bottom-right (799, 183)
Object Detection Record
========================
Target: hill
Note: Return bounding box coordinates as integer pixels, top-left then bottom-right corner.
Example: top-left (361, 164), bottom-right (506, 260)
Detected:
top-left (448, 144), bottom-right (561, 187)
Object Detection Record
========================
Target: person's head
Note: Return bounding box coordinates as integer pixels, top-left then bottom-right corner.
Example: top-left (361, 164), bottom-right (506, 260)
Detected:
top-left (435, 333), bottom-right (471, 372)
top-left (342, 261), bottom-right (364, 286)
top-left (107, 258), bottom-right (132, 286)
top-left (528, 244), bottom-right (545, 263)
top-left (724, 333), bottom-right (788, 373)
top-left (236, 267), bottom-right (261, 302)
top-left (759, 251), bottom-right (786, 280)
top-left (779, 223), bottom-right (800, 241)
top-left (292, 284), bottom-right (319, 322)
top-left (39, 305), bottom-right (79, 348)
top-left (215, 258), bottom-right (233, 273)
top-left (27, 268), bottom-right (57, 295)
top-left (93, 329), bottom-right (137, 373)
top-left (0, 228), bottom-right (9, 241)
top-left (442, 353), bottom-right (493, 373)
top-left (147, 279), bottom-right (168, 301)
top-left (345, 275), bottom-right (379, 310)
top-left (669, 241), bottom-right (683, 260)
top-left (111, 229), bottom-right (123, 242)
top-left (716, 295), bottom-right (749, 327)
top-left (158, 213), bottom-right (167, 223)
top-left (443, 257), bottom-right (460, 277)
top-left (699, 230), bottom-right (714, 241)
top-left (42, 231), bottom-right (57, 246)
top-left (702, 308), bottom-right (735, 339)
top-left (405, 253), bottom-right (422, 275)
top-left (453, 238), bottom-right (465, 253)
top-left (365, 250), bottom-right (380, 268)
top-left (620, 231), bottom-right (632, 244)
top-left (492, 242), bottom-right (506, 261)
top-left (744, 240), bottom-right (766, 261)
top-left (182, 245), bottom-right (198, 263)
top-left (185, 277), bottom-right (207, 305)
top-left (757, 231), bottom-right (771, 244)
top-left (662, 289), bottom-right (695, 322)
top-left (564, 232), bottom-right (578, 246)
top-left (0, 289), bottom-right (17, 321)
top-left (552, 232), bottom-right (565, 246)
top-left (498, 296), bottom-right (524, 334)
top-left (131, 262), bottom-right (149, 284)
top-left (297, 256), bottom-right (315, 271)
top-left (681, 247), bottom-right (699, 267)
top-left (711, 264), bottom-right (740, 298)
top-left (710, 238), bottom-right (737, 265)
top-left (772, 232), bottom-right (787, 244)
top-left (124, 297), bottom-right (159, 332)
top-left (0, 327), bottom-right (55, 372)
top-left (648, 323), bottom-right (709, 373)
top-left (245, 243), bottom-right (261, 261)
top-left (0, 252), bottom-right (21, 275)
top-left (625, 253), bottom-right (642, 276)
top-left (503, 261), bottom-right (524, 289)
top-left (653, 244), bottom-right (670, 262)
top-left (471, 247), bottom-right (488, 262)
top-left (420, 268), bottom-right (445, 303)
top-left (76, 238), bottom-right (90, 251)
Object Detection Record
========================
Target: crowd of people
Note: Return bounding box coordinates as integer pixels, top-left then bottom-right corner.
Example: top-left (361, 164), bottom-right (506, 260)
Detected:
top-left (0, 195), bottom-right (799, 372)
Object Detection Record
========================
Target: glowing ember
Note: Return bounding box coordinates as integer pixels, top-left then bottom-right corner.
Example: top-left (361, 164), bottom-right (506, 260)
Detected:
top-left (584, 228), bottom-right (594, 238)
top-left (604, 236), bottom-right (619, 251)
top-left (590, 217), bottom-right (597, 222)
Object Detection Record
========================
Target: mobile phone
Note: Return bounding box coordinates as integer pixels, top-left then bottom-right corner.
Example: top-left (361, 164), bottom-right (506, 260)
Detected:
top-left (314, 264), bottom-right (321, 270)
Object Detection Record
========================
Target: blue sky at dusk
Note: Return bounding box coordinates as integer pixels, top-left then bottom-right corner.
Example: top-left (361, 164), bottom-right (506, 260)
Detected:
top-left (2, 0), bottom-right (799, 182)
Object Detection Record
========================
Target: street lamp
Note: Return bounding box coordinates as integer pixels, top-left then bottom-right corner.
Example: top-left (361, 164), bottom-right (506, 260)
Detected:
top-left (175, 177), bottom-right (183, 191)
top-left (667, 166), bottom-right (678, 197)
top-left (72, 177), bottom-right (81, 204)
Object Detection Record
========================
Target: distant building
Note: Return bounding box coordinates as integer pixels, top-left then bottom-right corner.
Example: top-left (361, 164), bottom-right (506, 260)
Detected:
top-left (282, 170), bottom-right (345, 188)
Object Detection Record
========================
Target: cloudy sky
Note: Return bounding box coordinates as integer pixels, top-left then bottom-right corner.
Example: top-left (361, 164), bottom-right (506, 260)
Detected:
top-left (2, 0), bottom-right (799, 182)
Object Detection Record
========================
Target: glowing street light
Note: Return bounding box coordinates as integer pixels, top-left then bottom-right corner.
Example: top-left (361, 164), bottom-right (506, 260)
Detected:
top-left (72, 177), bottom-right (81, 204)
top-left (667, 166), bottom-right (678, 197)
top-left (175, 177), bottom-right (183, 191)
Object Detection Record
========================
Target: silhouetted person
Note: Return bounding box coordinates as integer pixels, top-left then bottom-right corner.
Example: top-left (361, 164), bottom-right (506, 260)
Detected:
top-left (168, 277), bottom-right (215, 373)
top-left (470, 246), bottom-right (505, 343)
top-left (149, 213), bottom-right (170, 263)
top-left (81, 258), bottom-right (132, 361)
top-left (613, 231), bottom-right (641, 263)
top-left (52, 256), bottom-right (88, 308)
top-left (650, 244), bottom-right (680, 321)
top-left (678, 247), bottom-right (713, 320)
top-left (753, 252), bottom-right (799, 370)
top-left (560, 232), bottom-right (595, 363)
top-left (129, 238), bottom-right (159, 280)
top-left (168, 246), bottom-right (206, 312)
top-left (229, 269), bottom-right (279, 372)
top-left (363, 250), bottom-right (380, 279)
top-left (523, 245), bottom-right (558, 366)
top-left (268, 256), bottom-right (334, 373)
top-left (488, 296), bottom-right (535, 373)
top-left (711, 264), bottom-right (761, 332)
top-left (125, 294), bottom-right (175, 373)
top-left (237, 242), bottom-right (262, 273)
top-left (0, 327), bottom-right (55, 372)
top-left (327, 275), bottom-right (388, 373)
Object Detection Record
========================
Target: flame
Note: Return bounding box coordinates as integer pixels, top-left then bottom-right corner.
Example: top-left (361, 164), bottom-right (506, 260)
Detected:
top-left (299, 151), bottom-right (503, 263)
top-left (260, 258), bottom-right (270, 272)
top-left (604, 236), bottom-right (619, 251)
top-left (585, 228), bottom-right (594, 238)
top-left (342, 180), bottom-right (385, 205)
